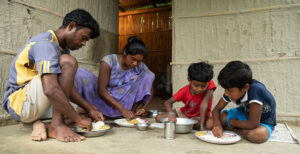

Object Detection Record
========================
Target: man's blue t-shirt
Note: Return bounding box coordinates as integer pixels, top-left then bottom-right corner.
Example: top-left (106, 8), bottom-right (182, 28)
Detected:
top-left (1, 30), bottom-right (69, 121)
top-left (223, 79), bottom-right (276, 126)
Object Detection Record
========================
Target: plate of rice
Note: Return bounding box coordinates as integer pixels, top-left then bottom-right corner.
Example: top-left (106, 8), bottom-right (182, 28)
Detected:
top-left (195, 130), bottom-right (241, 144)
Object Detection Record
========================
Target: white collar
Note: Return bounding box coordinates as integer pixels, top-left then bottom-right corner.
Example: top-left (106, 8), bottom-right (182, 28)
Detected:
top-left (240, 91), bottom-right (248, 102)
top-left (231, 91), bottom-right (248, 104)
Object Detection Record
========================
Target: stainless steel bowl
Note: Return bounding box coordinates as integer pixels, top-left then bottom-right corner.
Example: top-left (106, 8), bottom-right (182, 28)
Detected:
top-left (146, 109), bottom-right (166, 118)
top-left (160, 118), bottom-right (197, 134)
top-left (135, 123), bottom-right (150, 131)
top-left (72, 125), bottom-right (112, 137)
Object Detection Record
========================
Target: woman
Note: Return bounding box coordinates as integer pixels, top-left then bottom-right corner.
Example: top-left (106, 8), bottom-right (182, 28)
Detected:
top-left (75, 36), bottom-right (154, 119)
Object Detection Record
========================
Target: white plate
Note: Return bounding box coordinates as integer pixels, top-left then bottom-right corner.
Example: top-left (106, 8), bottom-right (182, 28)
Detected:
top-left (114, 118), bottom-right (148, 127)
top-left (149, 123), bottom-right (164, 129)
top-left (195, 130), bottom-right (241, 144)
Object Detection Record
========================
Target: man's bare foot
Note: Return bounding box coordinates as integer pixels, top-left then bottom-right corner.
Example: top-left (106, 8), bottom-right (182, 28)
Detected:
top-left (31, 120), bottom-right (47, 141)
top-left (48, 124), bottom-right (85, 142)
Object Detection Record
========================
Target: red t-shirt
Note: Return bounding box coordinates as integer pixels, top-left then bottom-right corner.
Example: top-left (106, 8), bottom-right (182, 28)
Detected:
top-left (173, 80), bottom-right (216, 118)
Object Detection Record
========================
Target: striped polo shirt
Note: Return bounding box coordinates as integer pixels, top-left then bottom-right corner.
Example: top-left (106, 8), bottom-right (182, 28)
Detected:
top-left (2, 30), bottom-right (70, 121)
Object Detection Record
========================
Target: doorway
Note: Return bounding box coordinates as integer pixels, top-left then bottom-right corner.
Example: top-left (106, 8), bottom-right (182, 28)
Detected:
top-left (119, 0), bottom-right (172, 109)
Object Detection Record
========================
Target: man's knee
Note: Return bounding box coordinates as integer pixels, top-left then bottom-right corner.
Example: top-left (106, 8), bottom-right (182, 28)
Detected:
top-left (59, 54), bottom-right (78, 70)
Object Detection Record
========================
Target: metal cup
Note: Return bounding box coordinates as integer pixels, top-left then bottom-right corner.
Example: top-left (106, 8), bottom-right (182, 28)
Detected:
top-left (164, 121), bottom-right (175, 139)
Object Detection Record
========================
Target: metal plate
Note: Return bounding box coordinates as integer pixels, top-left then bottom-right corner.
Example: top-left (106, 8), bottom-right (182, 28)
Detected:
top-left (71, 125), bottom-right (112, 137)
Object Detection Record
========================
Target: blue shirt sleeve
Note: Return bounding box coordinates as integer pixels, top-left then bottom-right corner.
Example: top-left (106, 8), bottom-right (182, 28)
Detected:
top-left (31, 41), bottom-right (61, 77)
top-left (248, 84), bottom-right (264, 105)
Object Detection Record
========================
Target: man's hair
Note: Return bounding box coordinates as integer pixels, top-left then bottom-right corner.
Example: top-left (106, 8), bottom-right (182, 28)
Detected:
top-left (188, 62), bottom-right (214, 82)
top-left (62, 9), bottom-right (100, 39)
top-left (218, 61), bottom-right (252, 89)
top-left (123, 35), bottom-right (147, 58)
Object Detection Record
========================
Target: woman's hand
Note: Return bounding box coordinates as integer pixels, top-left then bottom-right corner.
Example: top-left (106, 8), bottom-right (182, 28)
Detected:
top-left (212, 125), bottom-right (223, 138)
top-left (88, 105), bottom-right (105, 122)
top-left (135, 108), bottom-right (146, 116)
top-left (121, 109), bottom-right (135, 120)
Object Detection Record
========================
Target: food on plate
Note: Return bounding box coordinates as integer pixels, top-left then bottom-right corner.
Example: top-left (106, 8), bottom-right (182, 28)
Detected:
top-left (128, 119), bottom-right (139, 125)
top-left (195, 130), bottom-right (241, 144)
top-left (78, 127), bottom-right (87, 132)
top-left (114, 118), bottom-right (148, 127)
top-left (99, 125), bottom-right (110, 130)
top-left (91, 121), bottom-right (109, 131)
top-left (196, 131), bottom-right (207, 136)
top-left (76, 121), bottom-right (110, 132)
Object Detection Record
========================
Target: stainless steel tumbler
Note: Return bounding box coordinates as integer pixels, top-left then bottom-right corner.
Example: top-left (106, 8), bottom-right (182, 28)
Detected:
top-left (164, 121), bottom-right (175, 139)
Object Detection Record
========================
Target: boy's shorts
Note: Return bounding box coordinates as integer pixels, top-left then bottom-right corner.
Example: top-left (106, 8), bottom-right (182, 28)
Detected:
top-left (222, 107), bottom-right (274, 139)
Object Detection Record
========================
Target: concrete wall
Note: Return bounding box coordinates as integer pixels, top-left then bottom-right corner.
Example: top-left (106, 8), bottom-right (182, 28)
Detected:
top-left (172, 0), bottom-right (300, 122)
top-left (0, 0), bottom-right (119, 124)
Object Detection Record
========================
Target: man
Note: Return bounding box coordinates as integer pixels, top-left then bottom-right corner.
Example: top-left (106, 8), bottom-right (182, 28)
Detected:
top-left (2, 9), bottom-right (104, 142)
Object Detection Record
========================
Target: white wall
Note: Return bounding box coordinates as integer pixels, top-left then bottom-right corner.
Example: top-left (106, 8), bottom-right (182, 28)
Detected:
top-left (172, 0), bottom-right (300, 122)
top-left (0, 0), bottom-right (119, 123)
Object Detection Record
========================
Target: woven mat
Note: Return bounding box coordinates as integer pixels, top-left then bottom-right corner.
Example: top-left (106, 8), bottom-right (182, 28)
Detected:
top-left (269, 123), bottom-right (299, 144)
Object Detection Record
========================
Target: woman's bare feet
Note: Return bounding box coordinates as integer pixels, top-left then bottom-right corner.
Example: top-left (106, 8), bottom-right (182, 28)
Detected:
top-left (48, 124), bottom-right (85, 142)
top-left (31, 120), bottom-right (47, 141)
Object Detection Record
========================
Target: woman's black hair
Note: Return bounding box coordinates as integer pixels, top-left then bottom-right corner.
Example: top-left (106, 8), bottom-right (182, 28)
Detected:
top-left (123, 36), bottom-right (147, 58)
top-left (218, 61), bottom-right (252, 89)
top-left (188, 62), bottom-right (214, 82)
top-left (62, 9), bottom-right (100, 39)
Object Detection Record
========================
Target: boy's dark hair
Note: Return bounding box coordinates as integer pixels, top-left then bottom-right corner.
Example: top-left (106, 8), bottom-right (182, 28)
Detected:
top-left (218, 61), bottom-right (252, 89)
top-left (62, 9), bottom-right (100, 39)
top-left (123, 36), bottom-right (147, 58)
top-left (188, 62), bottom-right (214, 82)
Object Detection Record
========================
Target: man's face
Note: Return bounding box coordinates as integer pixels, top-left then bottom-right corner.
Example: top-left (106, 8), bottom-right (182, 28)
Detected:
top-left (189, 80), bottom-right (208, 95)
top-left (224, 85), bottom-right (248, 102)
top-left (66, 27), bottom-right (91, 50)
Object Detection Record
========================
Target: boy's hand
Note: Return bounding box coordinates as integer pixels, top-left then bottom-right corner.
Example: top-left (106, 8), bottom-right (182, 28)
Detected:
top-left (168, 115), bottom-right (177, 122)
top-left (212, 125), bottom-right (223, 138)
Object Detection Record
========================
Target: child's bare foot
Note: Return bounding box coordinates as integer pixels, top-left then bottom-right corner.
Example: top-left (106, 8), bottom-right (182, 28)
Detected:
top-left (31, 120), bottom-right (47, 141)
top-left (48, 124), bottom-right (85, 142)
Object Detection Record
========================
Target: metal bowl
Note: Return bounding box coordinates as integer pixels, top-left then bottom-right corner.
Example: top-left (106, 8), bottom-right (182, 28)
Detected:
top-left (160, 117), bottom-right (197, 134)
top-left (135, 123), bottom-right (150, 131)
top-left (146, 109), bottom-right (166, 118)
top-left (72, 125), bottom-right (112, 137)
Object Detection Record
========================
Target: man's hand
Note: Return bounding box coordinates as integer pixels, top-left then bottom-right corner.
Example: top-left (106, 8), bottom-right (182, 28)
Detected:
top-left (88, 106), bottom-right (105, 122)
top-left (212, 125), bottom-right (223, 138)
top-left (135, 108), bottom-right (146, 116)
top-left (76, 117), bottom-right (92, 131)
top-left (121, 109), bottom-right (135, 120)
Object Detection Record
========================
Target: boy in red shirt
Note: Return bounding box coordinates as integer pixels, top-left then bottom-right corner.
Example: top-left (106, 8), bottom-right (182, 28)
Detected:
top-left (156, 62), bottom-right (216, 130)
